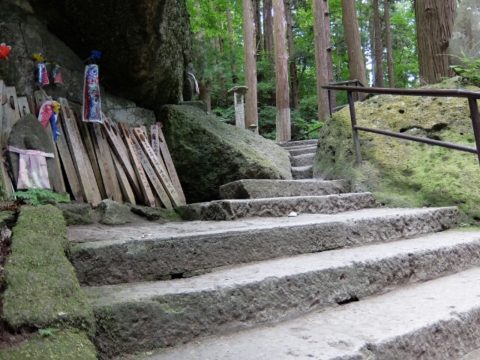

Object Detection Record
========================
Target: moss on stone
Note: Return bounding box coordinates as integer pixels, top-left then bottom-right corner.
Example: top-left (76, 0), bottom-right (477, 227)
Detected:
top-left (315, 78), bottom-right (480, 223)
top-left (160, 105), bottom-right (292, 203)
top-left (2, 206), bottom-right (95, 334)
top-left (0, 329), bottom-right (97, 360)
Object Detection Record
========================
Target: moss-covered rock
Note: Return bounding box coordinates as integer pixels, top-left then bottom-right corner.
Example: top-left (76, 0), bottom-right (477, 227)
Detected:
top-left (315, 78), bottom-right (480, 223)
top-left (0, 329), bottom-right (97, 360)
top-left (2, 206), bottom-right (95, 334)
top-left (160, 105), bottom-right (292, 203)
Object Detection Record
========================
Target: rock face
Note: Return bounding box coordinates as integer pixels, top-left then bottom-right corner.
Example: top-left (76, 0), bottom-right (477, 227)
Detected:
top-left (28, 0), bottom-right (192, 109)
top-left (160, 105), bottom-right (292, 203)
top-left (315, 78), bottom-right (480, 222)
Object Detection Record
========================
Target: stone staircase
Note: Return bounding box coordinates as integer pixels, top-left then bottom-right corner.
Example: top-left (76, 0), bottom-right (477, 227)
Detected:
top-left (68, 142), bottom-right (480, 359)
top-left (280, 139), bottom-right (318, 179)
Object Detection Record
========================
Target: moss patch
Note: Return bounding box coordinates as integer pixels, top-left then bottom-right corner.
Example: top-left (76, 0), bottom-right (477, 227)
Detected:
top-left (315, 78), bottom-right (480, 223)
top-left (2, 206), bottom-right (94, 334)
top-left (0, 329), bottom-right (97, 360)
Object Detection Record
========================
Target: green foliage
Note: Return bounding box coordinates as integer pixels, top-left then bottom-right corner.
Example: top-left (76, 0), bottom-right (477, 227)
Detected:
top-left (451, 56), bottom-right (480, 86)
top-left (13, 189), bottom-right (70, 206)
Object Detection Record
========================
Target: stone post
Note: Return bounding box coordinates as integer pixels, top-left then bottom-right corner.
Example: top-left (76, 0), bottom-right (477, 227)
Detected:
top-left (228, 86), bottom-right (249, 130)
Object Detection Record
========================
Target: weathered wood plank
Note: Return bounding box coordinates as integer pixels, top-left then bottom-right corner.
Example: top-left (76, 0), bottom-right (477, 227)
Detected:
top-left (60, 98), bottom-right (102, 205)
top-left (131, 132), bottom-right (172, 209)
top-left (119, 123), bottom-right (156, 207)
top-left (157, 123), bottom-right (186, 205)
top-left (33, 91), bottom-right (67, 194)
top-left (0, 81), bottom-right (13, 198)
top-left (2, 86), bottom-right (21, 147)
top-left (151, 124), bottom-right (160, 158)
top-left (91, 124), bottom-right (123, 202)
top-left (133, 128), bottom-right (182, 207)
top-left (16, 97), bottom-right (32, 117)
top-left (112, 152), bottom-right (136, 204)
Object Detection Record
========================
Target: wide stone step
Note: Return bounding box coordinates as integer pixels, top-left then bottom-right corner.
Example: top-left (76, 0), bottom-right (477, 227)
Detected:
top-left (219, 179), bottom-right (349, 199)
top-left (292, 165), bottom-right (313, 179)
top-left (87, 231), bottom-right (480, 358)
top-left (70, 207), bottom-right (459, 286)
top-left (288, 145), bottom-right (317, 157)
top-left (140, 265), bottom-right (480, 360)
top-left (180, 193), bottom-right (376, 220)
top-left (279, 139), bottom-right (318, 148)
top-left (291, 153), bottom-right (315, 167)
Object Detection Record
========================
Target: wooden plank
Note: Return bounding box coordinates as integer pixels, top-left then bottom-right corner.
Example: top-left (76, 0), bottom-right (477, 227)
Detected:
top-left (59, 98), bottom-right (102, 206)
top-left (157, 123), bottom-right (187, 205)
top-left (2, 87), bottom-right (21, 147)
top-left (33, 91), bottom-right (67, 194)
top-left (133, 128), bottom-right (182, 207)
top-left (56, 118), bottom-right (84, 202)
top-left (140, 125), bottom-right (148, 138)
top-left (112, 153), bottom-right (136, 204)
top-left (102, 118), bottom-right (141, 198)
top-left (16, 97), bottom-right (31, 117)
top-left (91, 124), bottom-right (123, 202)
top-left (119, 124), bottom-right (156, 207)
top-left (0, 81), bottom-right (13, 199)
top-left (130, 132), bottom-right (172, 209)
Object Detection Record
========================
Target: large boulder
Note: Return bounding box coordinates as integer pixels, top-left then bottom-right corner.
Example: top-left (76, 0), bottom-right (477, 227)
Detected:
top-left (315, 78), bottom-right (480, 222)
top-left (28, 0), bottom-right (192, 109)
top-left (160, 105), bottom-right (292, 203)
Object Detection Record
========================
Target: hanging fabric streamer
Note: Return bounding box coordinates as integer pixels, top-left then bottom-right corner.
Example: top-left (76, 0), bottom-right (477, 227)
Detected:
top-left (32, 53), bottom-right (50, 87)
top-left (82, 64), bottom-right (103, 123)
top-left (38, 100), bottom-right (61, 142)
top-left (52, 64), bottom-right (64, 85)
top-left (0, 43), bottom-right (11, 60)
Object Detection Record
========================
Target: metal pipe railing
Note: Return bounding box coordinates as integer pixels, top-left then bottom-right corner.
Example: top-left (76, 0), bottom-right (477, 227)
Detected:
top-left (322, 83), bottom-right (480, 166)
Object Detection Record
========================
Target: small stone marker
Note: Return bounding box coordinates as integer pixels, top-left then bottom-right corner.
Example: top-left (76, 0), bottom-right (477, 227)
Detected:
top-left (228, 86), bottom-right (248, 130)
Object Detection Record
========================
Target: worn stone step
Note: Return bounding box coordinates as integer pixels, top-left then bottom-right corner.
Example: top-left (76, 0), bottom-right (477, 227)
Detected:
top-left (87, 231), bottom-right (480, 358)
top-left (288, 145), bottom-right (317, 157)
top-left (292, 165), bottom-right (313, 179)
top-left (291, 153), bottom-right (315, 167)
top-left (219, 179), bottom-right (349, 199)
top-left (279, 139), bottom-right (318, 148)
top-left (288, 145), bottom-right (317, 156)
top-left (70, 207), bottom-right (459, 286)
top-left (180, 193), bottom-right (376, 221)
top-left (140, 265), bottom-right (480, 360)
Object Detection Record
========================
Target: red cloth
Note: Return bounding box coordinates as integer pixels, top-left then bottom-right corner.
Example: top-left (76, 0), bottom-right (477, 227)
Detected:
top-left (0, 43), bottom-right (11, 60)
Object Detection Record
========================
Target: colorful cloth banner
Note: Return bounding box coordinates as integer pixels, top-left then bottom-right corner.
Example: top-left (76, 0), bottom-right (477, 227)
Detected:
top-left (82, 64), bottom-right (103, 123)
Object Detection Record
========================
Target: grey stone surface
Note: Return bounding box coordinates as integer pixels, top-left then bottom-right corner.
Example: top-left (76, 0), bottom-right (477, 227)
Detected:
top-left (57, 203), bottom-right (94, 226)
top-left (291, 153), bottom-right (315, 167)
top-left (219, 179), bottom-right (349, 199)
top-left (87, 231), bottom-right (480, 357)
top-left (70, 207), bottom-right (459, 286)
top-left (288, 145), bottom-right (317, 157)
top-left (279, 139), bottom-right (318, 148)
top-left (182, 193), bottom-right (376, 221)
top-left (292, 165), bottom-right (313, 179)
top-left (462, 349), bottom-right (480, 360)
top-left (98, 200), bottom-right (134, 226)
top-left (130, 206), bottom-right (181, 222)
top-left (140, 267), bottom-right (480, 360)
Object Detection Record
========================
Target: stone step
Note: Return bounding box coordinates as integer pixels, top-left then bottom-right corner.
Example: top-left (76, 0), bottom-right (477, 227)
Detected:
top-left (139, 265), bottom-right (480, 360)
top-left (87, 231), bottom-right (480, 358)
top-left (279, 139), bottom-right (318, 148)
top-left (180, 193), bottom-right (376, 221)
top-left (291, 153), bottom-right (315, 167)
top-left (288, 145), bottom-right (317, 157)
top-left (70, 207), bottom-right (459, 286)
top-left (292, 165), bottom-right (313, 179)
top-left (219, 179), bottom-right (349, 199)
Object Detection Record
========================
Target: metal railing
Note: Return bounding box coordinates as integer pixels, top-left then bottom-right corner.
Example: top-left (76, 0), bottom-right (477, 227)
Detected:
top-left (322, 84), bottom-right (480, 166)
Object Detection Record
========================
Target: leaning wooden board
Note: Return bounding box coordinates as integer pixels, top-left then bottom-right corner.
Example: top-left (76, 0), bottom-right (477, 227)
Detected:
top-left (0, 81), bottom-right (13, 197)
top-left (33, 91), bottom-right (67, 194)
top-left (16, 97), bottom-right (32, 117)
top-left (112, 153), bottom-right (136, 205)
top-left (133, 128), bottom-right (184, 207)
top-left (59, 98), bottom-right (102, 206)
top-left (2, 86), bottom-right (21, 148)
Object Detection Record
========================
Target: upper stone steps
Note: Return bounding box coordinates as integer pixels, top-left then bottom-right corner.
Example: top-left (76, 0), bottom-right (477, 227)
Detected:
top-left (180, 193), bottom-right (376, 220)
top-left (288, 145), bottom-right (317, 157)
top-left (69, 207), bottom-right (459, 286)
top-left (291, 165), bottom-right (314, 179)
top-left (219, 179), bottom-right (349, 199)
top-left (279, 139), bottom-right (318, 149)
top-left (291, 152), bottom-right (315, 167)
top-left (87, 230), bottom-right (480, 358)
top-left (139, 266), bottom-right (480, 360)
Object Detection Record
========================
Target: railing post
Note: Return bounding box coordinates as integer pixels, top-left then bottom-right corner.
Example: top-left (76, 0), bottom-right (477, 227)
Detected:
top-left (347, 91), bottom-right (362, 165)
top-left (328, 89), bottom-right (333, 116)
top-left (468, 96), bottom-right (480, 165)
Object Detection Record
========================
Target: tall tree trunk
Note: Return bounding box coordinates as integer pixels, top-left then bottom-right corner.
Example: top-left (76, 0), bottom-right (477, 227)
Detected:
top-left (414, 0), bottom-right (456, 84)
top-left (313, 0), bottom-right (332, 121)
top-left (226, 7), bottom-right (239, 84)
top-left (254, 0), bottom-right (263, 56)
top-left (199, 81), bottom-right (212, 112)
top-left (341, 0), bottom-right (368, 98)
top-left (384, 0), bottom-right (395, 87)
top-left (285, 0), bottom-right (300, 109)
top-left (372, 0), bottom-right (385, 87)
top-left (273, 0), bottom-right (291, 142)
top-left (264, 0), bottom-right (274, 59)
top-left (243, 0), bottom-right (259, 132)
top-left (324, 0), bottom-right (335, 110)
